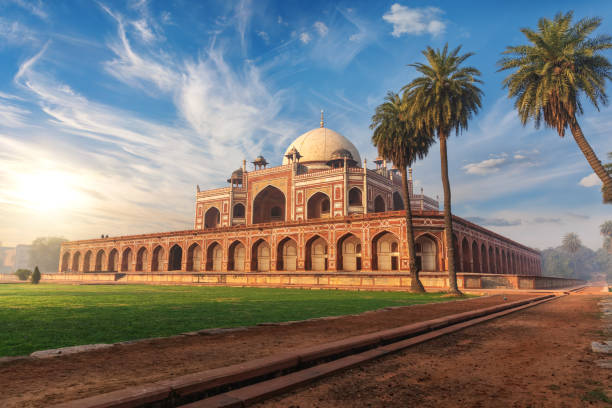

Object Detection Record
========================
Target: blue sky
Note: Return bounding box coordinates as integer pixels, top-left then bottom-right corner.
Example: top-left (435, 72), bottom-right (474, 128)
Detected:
top-left (0, 0), bottom-right (611, 250)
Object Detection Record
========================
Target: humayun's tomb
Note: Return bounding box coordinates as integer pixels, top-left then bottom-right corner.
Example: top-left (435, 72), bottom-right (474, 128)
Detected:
top-left (54, 116), bottom-right (580, 290)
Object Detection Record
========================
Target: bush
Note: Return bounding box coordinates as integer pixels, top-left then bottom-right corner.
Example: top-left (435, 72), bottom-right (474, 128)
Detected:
top-left (14, 269), bottom-right (32, 281)
top-left (31, 267), bottom-right (41, 284)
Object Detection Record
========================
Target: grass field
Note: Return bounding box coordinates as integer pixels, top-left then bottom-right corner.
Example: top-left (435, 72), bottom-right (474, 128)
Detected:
top-left (0, 284), bottom-right (461, 357)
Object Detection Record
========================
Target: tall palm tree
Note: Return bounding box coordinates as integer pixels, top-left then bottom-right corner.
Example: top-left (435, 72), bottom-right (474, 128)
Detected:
top-left (498, 12), bottom-right (612, 203)
top-left (562, 232), bottom-right (582, 254)
top-left (402, 44), bottom-right (483, 295)
top-left (371, 92), bottom-right (435, 292)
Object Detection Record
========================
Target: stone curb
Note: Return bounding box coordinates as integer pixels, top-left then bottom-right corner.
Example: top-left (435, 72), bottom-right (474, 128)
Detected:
top-left (51, 294), bottom-right (554, 408)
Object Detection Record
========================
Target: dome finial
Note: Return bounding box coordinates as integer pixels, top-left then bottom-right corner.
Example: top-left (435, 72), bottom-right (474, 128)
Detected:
top-left (320, 110), bottom-right (324, 128)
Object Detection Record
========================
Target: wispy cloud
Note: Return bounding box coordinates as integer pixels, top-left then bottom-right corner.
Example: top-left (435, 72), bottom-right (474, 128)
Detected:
top-left (462, 150), bottom-right (537, 175)
top-left (382, 4), bottom-right (445, 37)
top-left (299, 32), bottom-right (311, 44)
top-left (579, 173), bottom-right (602, 187)
top-left (313, 21), bottom-right (328, 37)
top-left (7, 0), bottom-right (47, 20)
top-left (0, 17), bottom-right (38, 46)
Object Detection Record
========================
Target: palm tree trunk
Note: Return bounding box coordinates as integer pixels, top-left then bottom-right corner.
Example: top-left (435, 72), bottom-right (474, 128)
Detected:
top-left (401, 166), bottom-right (425, 293)
top-left (439, 132), bottom-right (461, 295)
top-left (569, 118), bottom-right (612, 203)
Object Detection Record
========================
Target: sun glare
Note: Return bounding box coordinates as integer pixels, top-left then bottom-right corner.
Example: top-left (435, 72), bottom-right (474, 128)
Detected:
top-left (15, 171), bottom-right (85, 212)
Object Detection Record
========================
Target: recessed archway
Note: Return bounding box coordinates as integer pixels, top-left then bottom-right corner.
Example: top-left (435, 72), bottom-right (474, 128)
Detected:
top-left (108, 249), bottom-right (119, 272)
top-left (253, 186), bottom-right (285, 224)
top-left (307, 192), bottom-right (331, 219)
top-left (305, 235), bottom-right (327, 271)
top-left (151, 246), bottom-right (163, 272)
top-left (452, 235), bottom-right (461, 272)
top-left (206, 242), bottom-right (223, 271)
top-left (472, 241), bottom-right (480, 273)
top-left (228, 241), bottom-right (246, 271)
top-left (277, 237), bottom-right (298, 271)
top-left (95, 250), bottom-right (106, 272)
top-left (72, 252), bottom-right (81, 272)
top-left (480, 244), bottom-right (488, 273)
top-left (461, 238), bottom-right (470, 272)
top-left (373, 195), bottom-right (385, 213)
top-left (416, 234), bottom-right (438, 271)
top-left (495, 248), bottom-right (501, 274)
top-left (204, 207), bottom-right (221, 229)
top-left (392, 192), bottom-right (404, 211)
top-left (61, 252), bottom-right (70, 272)
top-left (233, 203), bottom-right (245, 218)
top-left (372, 231), bottom-right (400, 271)
top-left (121, 248), bottom-right (132, 272)
top-left (251, 239), bottom-right (271, 272)
top-left (136, 247), bottom-right (148, 272)
top-left (348, 187), bottom-right (362, 206)
top-left (337, 233), bottom-right (361, 271)
top-left (83, 250), bottom-right (92, 273)
top-left (168, 244), bottom-right (183, 271)
top-left (488, 246), bottom-right (495, 273)
top-left (187, 243), bottom-right (202, 272)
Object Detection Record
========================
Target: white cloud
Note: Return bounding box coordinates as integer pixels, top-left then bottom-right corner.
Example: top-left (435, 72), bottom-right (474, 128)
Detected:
top-left (463, 157), bottom-right (506, 175)
top-left (277, 16), bottom-right (288, 26)
top-left (7, 0), bottom-right (47, 20)
top-left (313, 21), bottom-right (328, 37)
top-left (131, 19), bottom-right (155, 42)
top-left (382, 3), bottom-right (446, 37)
top-left (0, 102), bottom-right (30, 127)
top-left (257, 31), bottom-right (270, 43)
top-left (0, 17), bottom-right (38, 46)
top-left (300, 32), bottom-right (311, 44)
top-left (579, 173), bottom-right (602, 187)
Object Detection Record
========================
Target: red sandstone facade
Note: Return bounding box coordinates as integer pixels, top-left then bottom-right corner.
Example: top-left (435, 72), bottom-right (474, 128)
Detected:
top-left (59, 121), bottom-right (541, 277)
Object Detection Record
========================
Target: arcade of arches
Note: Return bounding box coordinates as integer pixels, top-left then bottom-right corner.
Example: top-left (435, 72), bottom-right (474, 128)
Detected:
top-left (60, 215), bottom-right (541, 276)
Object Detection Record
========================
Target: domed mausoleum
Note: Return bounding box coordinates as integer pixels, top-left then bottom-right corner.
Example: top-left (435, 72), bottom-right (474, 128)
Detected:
top-left (57, 114), bottom-right (544, 291)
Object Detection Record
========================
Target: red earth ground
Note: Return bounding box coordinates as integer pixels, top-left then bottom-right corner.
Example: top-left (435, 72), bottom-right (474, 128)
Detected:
top-left (257, 289), bottom-right (612, 408)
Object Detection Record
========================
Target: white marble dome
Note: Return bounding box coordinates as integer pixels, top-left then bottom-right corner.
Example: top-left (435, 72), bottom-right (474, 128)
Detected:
top-left (282, 126), bottom-right (362, 168)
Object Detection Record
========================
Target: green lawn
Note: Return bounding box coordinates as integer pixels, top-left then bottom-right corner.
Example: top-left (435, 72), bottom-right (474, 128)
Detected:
top-left (0, 284), bottom-right (461, 357)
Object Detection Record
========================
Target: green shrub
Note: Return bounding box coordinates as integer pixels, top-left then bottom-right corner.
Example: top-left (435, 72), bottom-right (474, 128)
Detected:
top-left (31, 267), bottom-right (41, 284)
top-left (14, 269), bottom-right (32, 281)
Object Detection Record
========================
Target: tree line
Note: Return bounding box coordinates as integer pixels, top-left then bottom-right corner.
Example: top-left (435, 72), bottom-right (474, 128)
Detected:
top-left (370, 12), bottom-right (612, 294)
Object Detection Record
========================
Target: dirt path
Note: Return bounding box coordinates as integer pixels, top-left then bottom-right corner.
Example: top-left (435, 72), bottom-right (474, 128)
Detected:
top-left (0, 294), bottom-right (534, 407)
top-left (258, 292), bottom-right (611, 408)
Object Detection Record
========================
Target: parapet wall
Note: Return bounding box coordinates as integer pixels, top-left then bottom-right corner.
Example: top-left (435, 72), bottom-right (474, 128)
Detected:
top-left (40, 272), bottom-right (584, 291)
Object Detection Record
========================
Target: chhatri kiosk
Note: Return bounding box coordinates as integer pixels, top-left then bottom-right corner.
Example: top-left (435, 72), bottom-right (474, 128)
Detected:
top-left (58, 115), bottom-right (544, 290)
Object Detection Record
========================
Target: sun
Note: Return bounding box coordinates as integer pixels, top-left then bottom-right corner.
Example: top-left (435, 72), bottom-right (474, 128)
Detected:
top-left (15, 171), bottom-right (85, 212)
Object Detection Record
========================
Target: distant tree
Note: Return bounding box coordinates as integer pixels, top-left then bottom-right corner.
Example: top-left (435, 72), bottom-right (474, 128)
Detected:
top-left (371, 91), bottom-right (435, 293)
top-left (402, 44), bottom-right (483, 295)
top-left (31, 266), bottom-right (41, 284)
top-left (499, 12), bottom-right (612, 203)
top-left (14, 269), bottom-right (31, 281)
top-left (601, 220), bottom-right (612, 252)
top-left (29, 237), bottom-right (67, 273)
top-left (562, 233), bottom-right (582, 254)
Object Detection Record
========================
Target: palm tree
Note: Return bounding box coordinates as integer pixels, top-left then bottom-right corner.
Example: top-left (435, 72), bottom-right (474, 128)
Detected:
top-left (562, 232), bottom-right (582, 254)
top-left (498, 12), bottom-right (612, 203)
top-left (371, 92), bottom-right (435, 293)
top-left (402, 44), bottom-right (483, 295)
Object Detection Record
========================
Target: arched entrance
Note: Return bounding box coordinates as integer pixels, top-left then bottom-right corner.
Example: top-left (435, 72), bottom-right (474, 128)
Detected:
top-left (72, 252), bottom-right (80, 272)
top-left (501, 250), bottom-right (507, 274)
top-left (348, 187), bottom-right (362, 206)
top-left (168, 244), bottom-right (182, 271)
top-left (151, 246), bottom-right (163, 272)
top-left (480, 244), bottom-right (488, 273)
top-left (488, 246), bottom-right (495, 273)
top-left (337, 234), bottom-right (361, 271)
top-left (206, 242), bottom-right (222, 271)
top-left (61, 252), bottom-right (70, 271)
top-left (251, 239), bottom-right (271, 272)
top-left (452, 235), bottom-right (460, 272)
top-left (307, 192), bottom-right (331, 219)
top-left (372, 232), bottom-right (400, 271)
top-left (233, 203), bottom-right (245, 218)
top-left (253, 186), bottom-right (285, 224)
top-left (95, 250), bottom-right (105, 271)
top-left (373, 195), bottom-right (385, 213)
top-left (228, 241), bottom-right (246, 271)
top-left (136, 247), bottom-right (147, 272)
top-left (472, 241), bottom-right (480, 273)
top-left (187, 243), bottom-right (202, 271)
top-left (277, 238), bottom-right (297, 271)
top-left (83, 251), bottom-right (92, 272)
top-left (204, 207), bottom-right (220, 229)
top-left (121, 248), bottom-right (132, 272)
top-left (495, 248), bottom-right (501, 274)
top-left (305, 235), bottom-right (327, 271)
top-left (416, 235), bottom-right (437, 271)
top-left (462, 238), bottom-right (470, 272)
top-left (108, 249), bottom-right (119, 272)
top-left (393, 192), bottom-right (404, 210)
